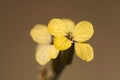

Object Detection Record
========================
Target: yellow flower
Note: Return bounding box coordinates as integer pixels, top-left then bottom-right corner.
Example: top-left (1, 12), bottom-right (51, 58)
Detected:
top-left (30, 24), bottom-right (59, 65)
top-left (48, 18), bottom-right (94, 62)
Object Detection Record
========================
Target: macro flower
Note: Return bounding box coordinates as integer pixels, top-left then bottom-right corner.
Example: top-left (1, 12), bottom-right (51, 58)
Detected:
top-left (48, 18), bottom-right (94, 62)
top-left (30, 24), bottom-right (59, 65)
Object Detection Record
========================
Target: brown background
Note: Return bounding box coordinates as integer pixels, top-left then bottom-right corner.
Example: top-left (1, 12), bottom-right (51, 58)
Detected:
top-left (0, 0), bottom-right (120, 80)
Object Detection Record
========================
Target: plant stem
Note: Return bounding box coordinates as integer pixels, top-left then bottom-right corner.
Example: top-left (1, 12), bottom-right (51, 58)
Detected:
top-left (52, 44), bottom-right (74, 80)
top-left (37, 44), bottom-right (74, 80)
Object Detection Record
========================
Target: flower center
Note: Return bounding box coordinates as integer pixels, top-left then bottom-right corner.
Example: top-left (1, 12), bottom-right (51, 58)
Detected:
top-left (66, 32), bottom-right (73, 41)
top-left (66, 32), bottom-right (77, 43)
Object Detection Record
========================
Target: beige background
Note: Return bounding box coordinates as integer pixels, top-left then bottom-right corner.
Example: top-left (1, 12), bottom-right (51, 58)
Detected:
top-left (0, 0), bottom-right (120, 80)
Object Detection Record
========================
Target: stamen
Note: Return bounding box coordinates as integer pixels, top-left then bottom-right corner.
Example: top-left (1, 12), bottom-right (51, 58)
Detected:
top-left (66, 32), bottom-right (73, 41)
top-left (50, 36), bottom-right (54, 44)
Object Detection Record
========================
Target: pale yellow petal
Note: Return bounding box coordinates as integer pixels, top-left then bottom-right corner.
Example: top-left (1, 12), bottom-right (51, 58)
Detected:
top-left (53, 37), bottom-right (72, 50)
top-left (48, 18), bottom-right (68, 37)
top-left (36, 45), bottom-right (51, 65)
top-left (30, 24), bottom-right (51, 44)
top-left (75, 42), bottom-right (94, 62)
top-left (48, 45), bottom-right (59, 59)
top-left (62, 18), bottom-right (75, 33)
top-left (73, 21), bottom-right (94, 42)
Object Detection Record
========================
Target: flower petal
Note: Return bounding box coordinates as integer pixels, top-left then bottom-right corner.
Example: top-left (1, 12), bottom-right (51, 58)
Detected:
top-left (36, 45), bottom-right (51, 65)
top-left (48, 45), bottom-right (59, 59)
top-left (75, 42), bottom-right (94, 62)
top-left (73, 21), bottom-right (94, 42)
top-left (62, 18), bottom-right (75, 33)
top-left (48, 18), bottom-right (68, 37)
top-left (30, 24), bottom-right (51, 44)
top-left (53, 37), bottom-right (72, 50)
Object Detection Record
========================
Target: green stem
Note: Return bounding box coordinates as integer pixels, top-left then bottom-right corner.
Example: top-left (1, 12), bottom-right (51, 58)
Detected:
top-left (52, 44), bottom-right (74, 80)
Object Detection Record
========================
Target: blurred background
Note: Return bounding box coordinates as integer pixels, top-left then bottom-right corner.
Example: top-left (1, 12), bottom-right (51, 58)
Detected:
top-left (0, 0), bottom-right (120, 80)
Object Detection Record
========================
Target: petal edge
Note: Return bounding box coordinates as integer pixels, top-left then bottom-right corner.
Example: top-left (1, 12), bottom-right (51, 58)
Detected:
top-left (53, 37), bottom-right (72, 50)
top-left (30, 24), bottom-right (51, 44)
top-left (73, 21), bottom-right (94, 42)
top-left (75, 42), bottom-right (94, 62)
top-left (48, 45), bottom-right (59, 59)
top-left (36, 45), bottom-right (51, 65)
top-left (48, 18), bottom-right (68, 37)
